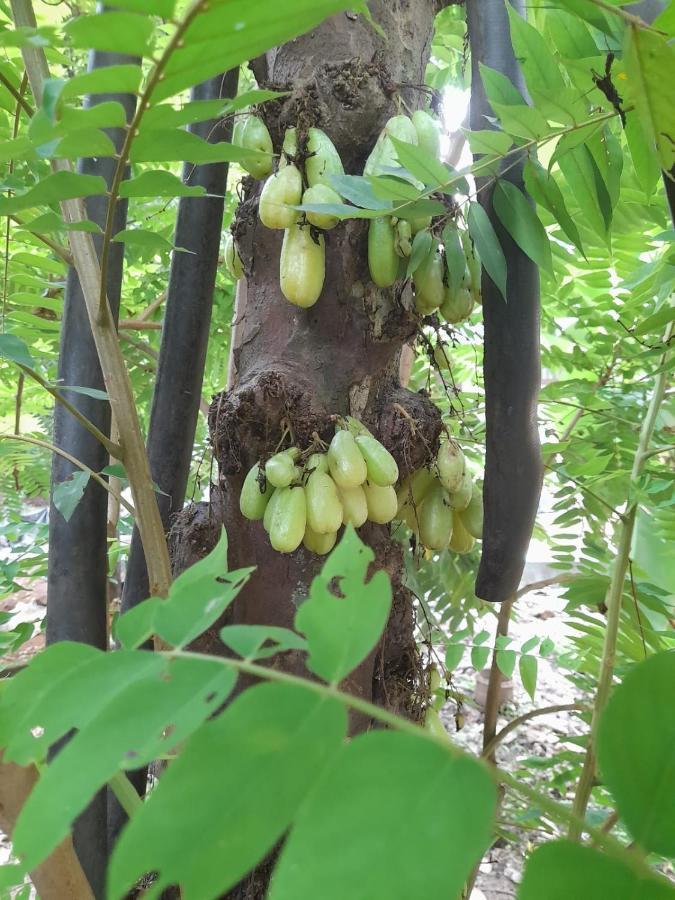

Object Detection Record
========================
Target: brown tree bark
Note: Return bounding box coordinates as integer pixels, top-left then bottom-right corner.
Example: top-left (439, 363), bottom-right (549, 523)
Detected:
top-left (174, 3), bottom-right (446, 724)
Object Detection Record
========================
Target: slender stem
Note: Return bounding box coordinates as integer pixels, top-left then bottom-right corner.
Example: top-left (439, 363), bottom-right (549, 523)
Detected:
top-left (12, 0), bottom-right (172, 598)
top-left (0, 71), bottom-right (34, 117)
top-left (482, 703), bottom-right (585, 760)
top-left (118, 319), bottom-right (163, 331)
top-left (540, 399), bottom-right (637, 430)
top-left (163, 648), bottom-right (670, 890)
top-left (18, 364), bottom-right (122, 459)
top-left (0, 434), bottom-right (135, 516)
top-left (570, 321), bottom-right (673, 838)
top-left (482, 596), bottom-right (514, 763)
top-left (587, 0), bottom-right (665, 32)
top-left (544, 462), bottom-right (623, 520)
top-left (108, 771), bottom-right (143, 818)
top-left (9, 216), bottom-right (74, 266)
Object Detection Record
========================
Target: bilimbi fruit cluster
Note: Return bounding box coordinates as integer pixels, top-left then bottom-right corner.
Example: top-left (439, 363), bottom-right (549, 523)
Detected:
top-left (239, 419), bottom-right (399, 556)
top-left (224, 109), bottom-right (481, 323)
top-left (396, 436), bottom-right (482, 555)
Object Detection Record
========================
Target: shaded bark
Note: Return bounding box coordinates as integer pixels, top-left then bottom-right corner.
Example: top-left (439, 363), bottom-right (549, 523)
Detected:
top-left (467, 0), bottom-right (543, 603)
top-left (108, 70), bottom-right (238, 848)
top-left (46, 47), bottom-right (138, 898)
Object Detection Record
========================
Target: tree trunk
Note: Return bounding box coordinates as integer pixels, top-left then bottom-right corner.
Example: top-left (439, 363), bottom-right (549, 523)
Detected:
top-left (176, 3), bottom-right (445, 725)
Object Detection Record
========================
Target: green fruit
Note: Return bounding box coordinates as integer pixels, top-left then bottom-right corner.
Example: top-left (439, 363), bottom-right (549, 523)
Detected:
top-left (237, 115), bottom-right (273, 179)
top-left (344, 416), bottom-right (373, 438)
top-left (239, 462), bottom-right (274, 520)
top-left (440, 285), bottom-right (473, 324)
top-left (263, 486), bottom-right (280, 532)
top-left (461, 228), bottom-right (482, 305)
top-left (368, 217), bottom-right (399, 288)
top-left (306, 127), bottom-right (345, 187)
top-left (303, 184), bottom-right (341, 230)
top-left (280, 223), bottom-right (325, 308)
top-left (337, 483), bottom-right (368, 528)
top-left (410, 215), bottom-right (432, 234)
top-left (363, 481), bottom-right (398, 524)
top-left (412, 109), bottom-right (441, 159)
top-left (303, 524), bottom-right (337, 555)
top-left (327, 429), bottom-right (367, 488)
top-left (413, 241), bottom-right (445, 314)
top-left (419, 482), bottom-right (453, 551)
top-left (265, 449), bottom-right (300, 488)
top-left (396, 468), bottom-right (434, 516)
top-left (280, 126), bottom-right (298, 164)
top-left (355, 434), bottom-right (399, 486)
top-left (306, 452), bottom-right (329, 475)
top-left (433, 344), bottom-right (451, 371)
top-left (259, 165), bottom-right (302, 229)
top-left (459, 484), bottom-right (483, 539)
top-left (364, 115), bottom-right (418, 177)
top-left (448, 514), bottom-right (475, 554)
top-left (425, 707), bottom-right (449, 740)
top-left (306, 471), bottom-right (343, 534)
top-left (224, 232), bottom-right (244, 279)
top-left (269, 485), bottom-right (307, 553)
top-left (449, 468), bottom-right (473, 511)
top-left (437, 440), bottom-right (465, 493)
top-left (395, 219), bottom-right (413, 258)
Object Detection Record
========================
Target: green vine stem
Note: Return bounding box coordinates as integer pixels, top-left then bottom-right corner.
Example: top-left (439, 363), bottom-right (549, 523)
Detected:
top-left (11, 0), bottom-right (172, 599)
top-left (570, 321), bottom-right (674, 838)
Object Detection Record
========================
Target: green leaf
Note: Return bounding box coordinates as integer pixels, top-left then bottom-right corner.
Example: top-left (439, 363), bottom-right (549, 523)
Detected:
top-left (60, 65), bottom-right (143, 100)
top-left (496, 649), bottom-right (517, 678)
top-left (129, 128), bottom-right (269, 165)
top-left (119, 170), bottom-right (206, 200)
top-left (219, 625), bottom-right (307, 660)
top-left (539, 637), bottom-right (555, 657)
top-left (519, 654), bottom-right (538, 699)
top-left (467, 202), bottom-right (508, 302)
top-left (479, 63), bottom-right (525, 109)
top-left (108, 683), bottom-right (347, 899)
top-left (623, 26), bottom-right (675, 172)
top-left (0, 333), bottom-right (33, 367)
top-left (632, 302), bottom-right (674, 337)
top-left (0, 171), bottom-right (107, 215)
top-left (545, 10), bottom-right (599, 60)
top-left (52, 471), bottom-right (90, 523)
top-left (521, 636), bottom-right (539, 654)
top-left (390, 137), bottom-right (452, 189)
top-left (523, 158), bottom-right (584, 255)
top-left (519, 840), bottom-right (675, 900)
top-left (493, 180), bottom-right (553, 274)
top-left (57, 384), bottom-right (108, 401)
top-left (294, 526), bottom-right (392, 684)
top-left (270, 733), bottom-right (495, 900)
top-left (465, 129), bottom-right (513, 157)
top-left (406, 229), bottom-right (432, 277)
top-left (442, 222), bottom-right (465, 293)
top-left (445, 642), bottom-right (465, 672)
top-left (105, 0), bottom-right (175, 15)
top-left (550, 0), bottom-right (615, 35)
top-left (23, 211), bottom-right (101, 233)
top-left (598, 651), bottom-right (675, 856)
top-left (13, 656), bottom-right (237, 869)
top-left (557, 144), bottom-right (609, 241)
top-left (507, 4), bottom-right (566, 96)
top-left (624, 112), bottom-right (662, 198)
top-left (491, 102), bottom-right (550, 140)
top-left (112, 229), bottom-right (175, 254)
top-left (471, 645), bottom-right (490, 670)
top-left (329, 174), bottom-right (393, 210)
top-left (65, 11), bottom-right (154, 58)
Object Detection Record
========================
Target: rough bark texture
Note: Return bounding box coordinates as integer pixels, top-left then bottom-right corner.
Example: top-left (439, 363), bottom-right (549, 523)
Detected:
top-left (172, 1), bottom-right (442, 736)
top-left (467, 0), bottom-right (543, 604)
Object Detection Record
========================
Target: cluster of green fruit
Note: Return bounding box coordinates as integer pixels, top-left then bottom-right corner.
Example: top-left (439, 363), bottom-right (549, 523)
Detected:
top-left (395, 436), bottom-right (482, 555)
top-left (365, 111), bottom-right (481, 324)
top-left (226, 115), bottom-right (346, 309)
top-left (239, 419), bottom-right (400, 555)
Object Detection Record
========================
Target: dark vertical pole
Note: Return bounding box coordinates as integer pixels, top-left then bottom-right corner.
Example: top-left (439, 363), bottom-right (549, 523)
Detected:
top-left (466, 0), bottom-right (543, 603)
top-left (46, 47), bottom-right (138, 897)
top-left (108, 69), bottom-right (238, 846)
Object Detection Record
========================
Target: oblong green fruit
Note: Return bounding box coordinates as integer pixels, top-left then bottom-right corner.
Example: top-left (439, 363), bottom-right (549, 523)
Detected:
top-left (364, 115), bottom-right (418, 177)
top-left (419, 482), bottom-right (453, 551)
top-left (306, 452), bottom-right (329, 475)
top-left (459, 484), bottom-right (483, 539)
top-left (269, 485), bottom-right (306, 553)
top-left (425, 707), bottom-right (449, 741)
top-left (412, 109), bottom-right (441, 160)
top-left (461, 228), bottom-right (482, 305)
top-left (265, 449), bottom-right (299, 488)
top-left (363, 481), bottom-right (397, 524)
top-left (368, 217), bottom-right (399, 288)
top-left (433, 344), bottom-right (451, 371)
top-left (448, 468), bottom-right (473, 511)
top-left (327, 430), bottom-right (367, 488)
top-left (263, 486), bottom-right (280, 532)
top-left (239, 462), bottom-right (274, 520)
top-left (224, 232), bottom-right (244, 279)
top-left (280, 223), bottom-right (325, 308)
top-left (237, 115), bottom-right (273, 179)
top-left (280, 126), bottom-right (298, 164)
top-left (337, 483), bottom-right (368, 528)
top-left (410, 215), bottom-right (432, 235)
top-left (306, 471), bottom-right (343, 534)
top-left (395, 219), bottom-right (412, 258)
top-left (303, 184), bottom-right (341, 230)
top-left (396, 467), bottom-right (434, 516)
top-left (306, 127), bottom-right (345, 187)
top-left (344, 416), bottom-right (373, 438)
top-left (448, 514), bottom-right (475, 554)
top-left (437, 440), bottom-right (465, 493)
top-left (259, 165), bottom-right (302, 229)
top-left (355, 434), bottom-right (399, 486)
top-left (303, 524), bottom-right (337, 556)
top-left (413, 240), bottom-right (445, 314)
top-left (440, 285), bottom-right (473, 324)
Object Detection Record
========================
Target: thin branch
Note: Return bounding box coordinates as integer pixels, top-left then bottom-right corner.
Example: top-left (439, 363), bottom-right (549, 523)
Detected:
top-left (136, 292), bottom-right (166, 322)
top-left (0, 71), bottom-right (34, 117)
top-left (118, 319), bottom-right (163, 331)
top-left (9, 216), bottom-right (74, 266)
top-left (587, 0), bottom-right (665, 32)
top-left (482, 703), bottom-right (586, 760)
top-left (0, 434), bottom-right (135, 516)
top-left (544, 462), bottom-right (623, 520)
top-left (108, 771), bottom-right (143, 817)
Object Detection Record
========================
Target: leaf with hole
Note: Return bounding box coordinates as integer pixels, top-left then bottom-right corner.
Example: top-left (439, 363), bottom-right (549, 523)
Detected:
top-left (219, 625), bottom-right (307, 661)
